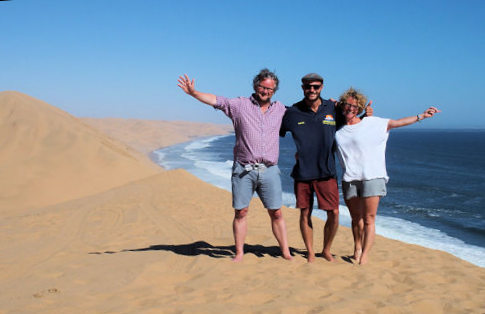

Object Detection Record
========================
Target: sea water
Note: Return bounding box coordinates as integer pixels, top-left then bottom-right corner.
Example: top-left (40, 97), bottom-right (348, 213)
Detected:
top-left (153, 129), bottom-right (485, 267)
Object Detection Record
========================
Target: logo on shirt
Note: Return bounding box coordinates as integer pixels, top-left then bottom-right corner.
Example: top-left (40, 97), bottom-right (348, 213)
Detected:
top-left (297, 121), bottom-right (305, 125)
top-left (323, 115), bottom-right (336, 125)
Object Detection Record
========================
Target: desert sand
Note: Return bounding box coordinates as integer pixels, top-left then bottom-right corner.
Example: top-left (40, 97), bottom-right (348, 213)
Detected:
top-left (1, 91), bottom-right (484, 313)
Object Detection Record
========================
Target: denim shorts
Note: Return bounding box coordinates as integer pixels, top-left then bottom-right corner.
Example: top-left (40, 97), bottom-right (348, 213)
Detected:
top-left (342, 178), bottom-right (387, 200)
top-left (231, 162), bottom-right (282, 210)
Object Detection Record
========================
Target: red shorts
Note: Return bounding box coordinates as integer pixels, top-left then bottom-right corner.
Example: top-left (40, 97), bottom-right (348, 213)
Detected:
top-left (294, 178), bottom-right (339, 210)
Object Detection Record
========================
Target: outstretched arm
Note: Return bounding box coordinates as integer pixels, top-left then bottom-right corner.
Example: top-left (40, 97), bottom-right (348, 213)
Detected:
top-left (177, 74), bottom-right (217, 107)
top-left (387, 106), bottom-right (441, 131)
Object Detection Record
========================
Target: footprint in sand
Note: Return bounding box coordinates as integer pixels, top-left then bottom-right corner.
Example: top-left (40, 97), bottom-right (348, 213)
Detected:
top-left (33, 288), bottom-right (60, 298)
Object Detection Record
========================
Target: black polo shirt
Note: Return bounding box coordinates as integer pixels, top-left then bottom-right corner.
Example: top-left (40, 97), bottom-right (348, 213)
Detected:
top-left (280, 98), bottom-right (338, 181)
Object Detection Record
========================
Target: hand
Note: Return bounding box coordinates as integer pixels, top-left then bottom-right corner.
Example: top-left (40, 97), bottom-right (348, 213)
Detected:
top-left (365, 100), bottom-right (373, 116)
top-left (329, 98), bottom-right (338, 106)
top-left (422, 106), bottom-right (441, 119)
top-left (177, 74), bottom-right (196, 96)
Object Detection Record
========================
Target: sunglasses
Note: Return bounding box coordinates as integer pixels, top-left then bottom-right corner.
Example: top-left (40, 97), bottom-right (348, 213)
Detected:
top-left (257, 85), bottom-right (275, 92)
top-left (342, 103), bottom-right (360, 110)
top-left (303, 84), bottom-right (322, 90)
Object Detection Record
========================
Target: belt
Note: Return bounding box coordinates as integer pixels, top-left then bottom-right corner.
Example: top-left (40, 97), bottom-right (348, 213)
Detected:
top-left (243, 163), bottom-right (268, 172)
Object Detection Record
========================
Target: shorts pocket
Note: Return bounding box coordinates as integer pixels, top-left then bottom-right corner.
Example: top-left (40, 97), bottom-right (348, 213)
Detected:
top-left (232, 162), bottom-right (244, 177)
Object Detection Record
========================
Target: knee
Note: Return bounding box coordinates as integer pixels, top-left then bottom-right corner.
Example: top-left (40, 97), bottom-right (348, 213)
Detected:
top-left (268, 209), bottom-right (283, 220)
top-left (300, 208), bottom-right (311, 220)
top-left (234, 208), bottom-right (248, 219)
top-left (364, 214), bottom-right (376, 225)
top-left (327, 209), bottom-right (339, 223)
top-left (351, 213), bottom-right (363, 223)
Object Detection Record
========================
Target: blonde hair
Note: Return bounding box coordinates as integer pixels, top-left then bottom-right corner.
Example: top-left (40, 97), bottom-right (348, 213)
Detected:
top-left (338, 87), bottom-right (367, 115)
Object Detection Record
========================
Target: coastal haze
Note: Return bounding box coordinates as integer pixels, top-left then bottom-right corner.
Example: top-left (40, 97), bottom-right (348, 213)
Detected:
top-left (1, 92), bottom-right (484, 312)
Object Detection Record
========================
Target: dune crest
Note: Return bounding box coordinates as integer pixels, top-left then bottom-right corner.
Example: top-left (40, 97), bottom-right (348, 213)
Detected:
top-left (0, 91), bottom-right (161, 214)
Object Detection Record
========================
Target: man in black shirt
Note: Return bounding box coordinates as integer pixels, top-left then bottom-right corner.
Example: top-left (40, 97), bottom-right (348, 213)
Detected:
top-left (280, 73), bottom-right (339, 262)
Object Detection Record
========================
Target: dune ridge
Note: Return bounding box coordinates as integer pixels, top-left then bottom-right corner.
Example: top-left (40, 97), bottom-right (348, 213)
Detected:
top-left (0, 91), bottom-right (484, 313)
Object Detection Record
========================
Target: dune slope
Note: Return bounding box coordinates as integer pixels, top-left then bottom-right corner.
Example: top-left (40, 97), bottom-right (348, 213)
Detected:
top-left (0, 91), bottom-right (161, 214)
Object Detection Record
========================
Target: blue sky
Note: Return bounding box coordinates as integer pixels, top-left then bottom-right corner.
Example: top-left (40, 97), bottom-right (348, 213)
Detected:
top-left (1, 0), bottom-right (484, 128)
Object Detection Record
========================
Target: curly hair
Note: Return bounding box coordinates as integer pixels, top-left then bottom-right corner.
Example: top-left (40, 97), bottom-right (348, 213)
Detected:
top-left (253, 68), bottom-right (279, 92)
top-left (338, 87), bottom-right (367, 115)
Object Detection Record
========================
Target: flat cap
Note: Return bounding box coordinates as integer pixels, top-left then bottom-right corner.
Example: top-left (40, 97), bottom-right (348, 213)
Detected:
top-left (301, 73), bottom-right (324, 83)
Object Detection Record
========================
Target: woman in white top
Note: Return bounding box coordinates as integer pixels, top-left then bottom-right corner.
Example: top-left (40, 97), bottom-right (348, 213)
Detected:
top-left (335, 87), bottom-right (440, 265)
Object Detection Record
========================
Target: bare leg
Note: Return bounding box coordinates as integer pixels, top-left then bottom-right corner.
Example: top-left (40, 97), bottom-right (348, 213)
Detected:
top-left (321, 209), bottom-right (339, 262)
top-left (267, 209), bottom-right (292, 260)
top-left (299, 207), bottom-right (315, 262)
top-left (232, 208), bottom-right (248, 262)
top-left (359, 197), bottom-right (380, 265)
top-left (345, 197), bottom-right (364, 260)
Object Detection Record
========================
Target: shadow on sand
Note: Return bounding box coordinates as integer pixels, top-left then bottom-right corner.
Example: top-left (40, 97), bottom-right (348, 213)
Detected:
top-left (89, 240), bottom-right (307, 259)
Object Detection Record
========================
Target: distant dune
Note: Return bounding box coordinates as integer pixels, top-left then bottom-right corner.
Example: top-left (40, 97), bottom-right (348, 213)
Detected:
top-left (82, 118), bottom-right (233, 155)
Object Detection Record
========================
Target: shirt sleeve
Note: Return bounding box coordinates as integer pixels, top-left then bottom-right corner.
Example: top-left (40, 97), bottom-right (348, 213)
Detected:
top-left (376, 117), bottom-right (390, 134)
top-left (214, 96), bottom-right (241, 119)
top-left (279, 110), bottom-right (289, 137)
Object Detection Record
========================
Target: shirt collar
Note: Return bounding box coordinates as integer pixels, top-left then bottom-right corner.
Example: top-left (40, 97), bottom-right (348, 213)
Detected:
top-left (297, 97), bottom-right (327, 112)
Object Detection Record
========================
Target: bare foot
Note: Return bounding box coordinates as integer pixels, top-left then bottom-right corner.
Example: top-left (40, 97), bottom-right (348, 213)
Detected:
top-left (232, 253), bottom-right (244, 262)
top-left (352, 249), bottom-right (362, 261)
top-left (307, 253), bottom-right (315, 263)
top-left (283, 253), bottom-right (293, 261)
top-left (321, 251), bottom-right (335, 262)
top-left (359, 254), bottom-right (369, 265)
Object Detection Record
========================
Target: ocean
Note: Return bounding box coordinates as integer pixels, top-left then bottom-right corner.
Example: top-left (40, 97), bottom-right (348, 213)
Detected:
top-left (153, 129), bottom-right (485, 267)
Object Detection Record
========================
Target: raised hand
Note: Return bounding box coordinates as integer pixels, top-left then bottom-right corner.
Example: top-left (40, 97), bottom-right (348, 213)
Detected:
top-left (422, 106), bottom-right (441, 118)
top-left (176, 74), bottom-right (217, 106)
top-left (365, 100), bottom-right (373, 116)
top-left (177, 74), bottom-right (196, 96)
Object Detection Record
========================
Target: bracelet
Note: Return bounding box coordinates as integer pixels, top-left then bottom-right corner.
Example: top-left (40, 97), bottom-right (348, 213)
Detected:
top-left (416, 114), bottom-right (422, 122)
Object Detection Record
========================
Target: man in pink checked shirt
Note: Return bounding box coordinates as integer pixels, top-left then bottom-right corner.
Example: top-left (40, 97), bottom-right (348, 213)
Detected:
top-left (178, 69), bottom-right (292, 262)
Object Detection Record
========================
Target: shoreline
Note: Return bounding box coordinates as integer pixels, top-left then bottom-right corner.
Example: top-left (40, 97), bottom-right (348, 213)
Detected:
top-left (153, 133), bottom-right (485, 268)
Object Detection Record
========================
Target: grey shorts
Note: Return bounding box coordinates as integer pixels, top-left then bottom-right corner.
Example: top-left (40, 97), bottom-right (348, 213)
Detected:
top-left (342, 178), bottom-right (387, 200)
top-left (231, 162), bottom-right (282, 210)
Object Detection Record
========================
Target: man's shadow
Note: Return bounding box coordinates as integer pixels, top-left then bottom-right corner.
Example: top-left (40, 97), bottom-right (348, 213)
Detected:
top-left (90, 240), bottom-right (306, 259)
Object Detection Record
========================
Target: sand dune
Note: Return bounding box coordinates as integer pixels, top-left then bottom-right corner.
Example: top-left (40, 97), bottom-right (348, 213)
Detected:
top-left (0, 91), bottom-right (484, 313)
top-left (0, 91), bottom-right (161, 214)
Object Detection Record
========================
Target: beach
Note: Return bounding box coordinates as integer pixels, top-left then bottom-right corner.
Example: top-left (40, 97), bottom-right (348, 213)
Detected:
top-left (1, 91), bottom-right (484, 313)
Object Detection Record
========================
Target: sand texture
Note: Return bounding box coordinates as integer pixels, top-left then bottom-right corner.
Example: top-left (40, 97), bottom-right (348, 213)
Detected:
top-left (1, 91), bottom-right (484, 313)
